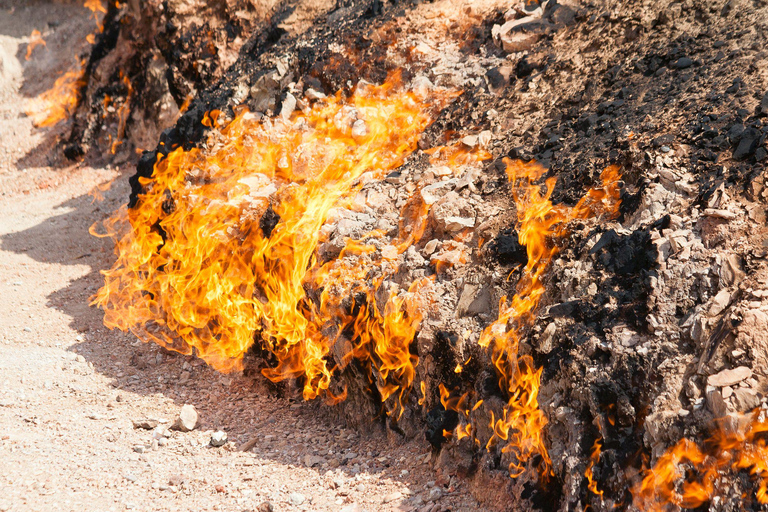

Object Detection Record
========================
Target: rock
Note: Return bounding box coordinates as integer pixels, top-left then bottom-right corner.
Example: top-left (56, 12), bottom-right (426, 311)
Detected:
top-left (305, 88), bottom-right (326, 100)
top-left (383, 491), bottom-right (403, 504)
top-left (732, 127), bottom-right (761, 160)
top-left (288, 492), bottom-right (305, 506)
top-left (304, 454), bottom-right (324, 467)
top-left (457, 284), bottom-right (492, 317)
top-left (132, 419), bottom-right (159, 430)
top-left (428, 487), bottom-right (444, 502)
top-left (733, 388), bottom-right (760, 412)
top-left (461, 135), bottom-right (478, 148)
top-left (210, 431), bottom-right (228, 447)
top-left (708, 289), bottom-right (732, 316)
top-left (423, 240), bottom-right (440, 256)
top-left (340, 505), bottom-right (362, 512)
top-left (707, 366), bottom-right (752, 387)
top-left (706, 387), bottom-right (728, 418)
top-left (280, 92), bottom-right (296, 120)
top-left (256, 501), bottom-right (274, 512)
top-left (675, 57), bottom-right (693, 69)
top-left (761, 91), bottom-right (768, 113)
top-left (172, 404), bottom-right (198, 432)
top-left (719, 253), bottom-right (745, 286)
top-left (133, 445), bottom-right (146, 453)
top-left (722, 386), bottom-right (733, 399)
top-left (443, 216), bottom-right (475, 232)
top-left (420, 180), bottom-right (457, 205)
top-left (168, 474), bottom-right (185, 486)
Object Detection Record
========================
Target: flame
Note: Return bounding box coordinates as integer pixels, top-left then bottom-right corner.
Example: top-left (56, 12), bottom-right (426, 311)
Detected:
top-left (632, 411), bottom-right (768, 510)
top-left (25, 62), bottom-right (86, 127)
top-left (478, 160), bottom-right (621, 478)
top-left (586, 437), bottom-right (604, 500)
top-left (93, 73), bottom-right (457, 411)
top-left (25, 30), bottom-right (46, 61)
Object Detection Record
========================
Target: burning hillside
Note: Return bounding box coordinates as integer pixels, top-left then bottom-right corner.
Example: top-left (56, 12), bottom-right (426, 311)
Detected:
top-left (25, 0), bottom-right (768, 510)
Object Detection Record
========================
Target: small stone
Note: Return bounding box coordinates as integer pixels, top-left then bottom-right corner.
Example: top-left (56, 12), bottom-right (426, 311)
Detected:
top-left (733, 388), bottom-right (760, 411)
top-left (706, 387), bottom-right (728, 418)
top-left (675, 57), bottom-right (693, 69)
top-left (708, 289), bottom-right (732, 316)
top-left (256, 501), bottom-right (274, 512)
top-left (305, 88), bottom-right (326, 100)
top-left (461, 135), bottom-right (478, 148)
top-left (172, 404), bottom-right (198, 432)
top-left (383, 491), bottom-right (403, 504)
top-left (423, 240), bottom-right (440, 255)
top-left (707, 366), bottom-right (752, 387)
top-left (340, 505), bottom-right (362, 512)
top-left (133, 445), bottom-right (146, 453)
top-left (722, 386), bottom-right (734, 399)
top-left (428, 487), bottom-right (444, 502)
top-left (124, 473), bottom-right (137, 483)
top-left (304, 454), bottom-right (324, 467)
top-left (280, 92), bottom-right (296, 120)
top-left (289, 492), bottom-right (305, 506)
top-left (132, 419), bottom-right (159, 430)
top-left (210, 431), bottom-right (228, 447)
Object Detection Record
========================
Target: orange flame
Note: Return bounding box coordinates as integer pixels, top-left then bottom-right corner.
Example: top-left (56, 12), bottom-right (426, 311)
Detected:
top-left (25, 61), bottom-right (86, 127)
top-left (631, 411), bottom-right (768, 510)
top-left (586, 437), bottom-right (604, 500)
top-left (25, 30), bottom-right (46, 61)
top-left (478, 160), bottom-right (621, 478)
top-left (93, 73), bottom-right (457, 411)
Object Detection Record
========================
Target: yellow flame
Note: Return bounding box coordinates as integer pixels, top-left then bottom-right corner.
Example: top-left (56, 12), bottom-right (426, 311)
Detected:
top-left (93, 73), bottom-right (457, 412)
top-left (478, 160), bottom-right (621, 478)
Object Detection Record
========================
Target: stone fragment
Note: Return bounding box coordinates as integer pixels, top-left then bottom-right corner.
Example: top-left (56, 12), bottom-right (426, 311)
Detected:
top-left (210, 431), bottom-right (227, 447)
top-left (382, 491), bottom-right (402, 504)
top-left (280, 92), bottom-right (296, 120)
top-left (423, 240), bottom-right (440, 255)
top-left (707, 366), bottom-right (752, 387)
top-left (708, 289), bottom-right (732, 316)
top-left (706, 387), bottom-right (728, 418)
top-left (304, 454), bottom-right (324, 467)
top-left (132, 419), bottom-right (159, 430)
top-left (675, 57), bottom-right (693, 69)
top-left (461, 135), bottom-right (478, 148)
top-left (340, 505), bottom-right (362, 512)
top-left (733, 388), bottom-right (760, 411)
top-left (457, 284), bottom-right (492, 317)
top-left (289, 492), bottom-right (305, 506)
top-left (172, 404), bottom-right (198, 432)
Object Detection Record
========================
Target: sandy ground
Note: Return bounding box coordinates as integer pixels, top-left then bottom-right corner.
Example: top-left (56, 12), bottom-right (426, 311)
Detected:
top-left (0, 3), bottom-right (487, 511)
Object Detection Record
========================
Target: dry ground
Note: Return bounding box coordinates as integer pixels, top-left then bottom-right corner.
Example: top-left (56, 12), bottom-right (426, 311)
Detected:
top-left (0, 3), bottom-right (486, 511)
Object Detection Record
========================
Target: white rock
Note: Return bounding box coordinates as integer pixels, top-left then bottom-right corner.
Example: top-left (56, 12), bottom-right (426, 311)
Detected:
top-left (172, 404), bottom-right (198, 432)
top-left (289, 492), bottom-right (305, 506)
top-left (210, 431), bottom-right (228, 447)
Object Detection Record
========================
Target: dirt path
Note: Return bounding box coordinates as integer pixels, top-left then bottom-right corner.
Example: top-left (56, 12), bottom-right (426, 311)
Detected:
top-left (0, 3), bottom-right (486, 512)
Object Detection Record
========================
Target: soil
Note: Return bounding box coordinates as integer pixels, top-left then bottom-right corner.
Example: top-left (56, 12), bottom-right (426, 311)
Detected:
top-left (0, 3), bottom-right (487, 512)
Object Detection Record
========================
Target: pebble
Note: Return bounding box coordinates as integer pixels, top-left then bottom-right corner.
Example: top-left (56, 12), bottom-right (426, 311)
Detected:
top-left (132, 419), bottom-right (159, 430)
top-left (289, 492), bottom-right (305, 506)
top-left (675, 57), bottom-right (693, 69)
top-left (341, 505), bottom-right (362, 512)
top-left (210, 431), bottom-right (228, 447)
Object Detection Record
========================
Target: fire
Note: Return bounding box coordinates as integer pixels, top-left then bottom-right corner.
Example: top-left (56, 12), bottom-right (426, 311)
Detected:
top-left (585, 437), bottom-right (604, 500)
top-left (25, 62), bottom-right (86, 128)
top-left (478, 160), bottom-right (621, 478)
top-left (93, 73), bottom-right (457, 411)
top-left (25, 30), bottom-right (46, 61)
top-left (631, 411), bottom-right (768, 510)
